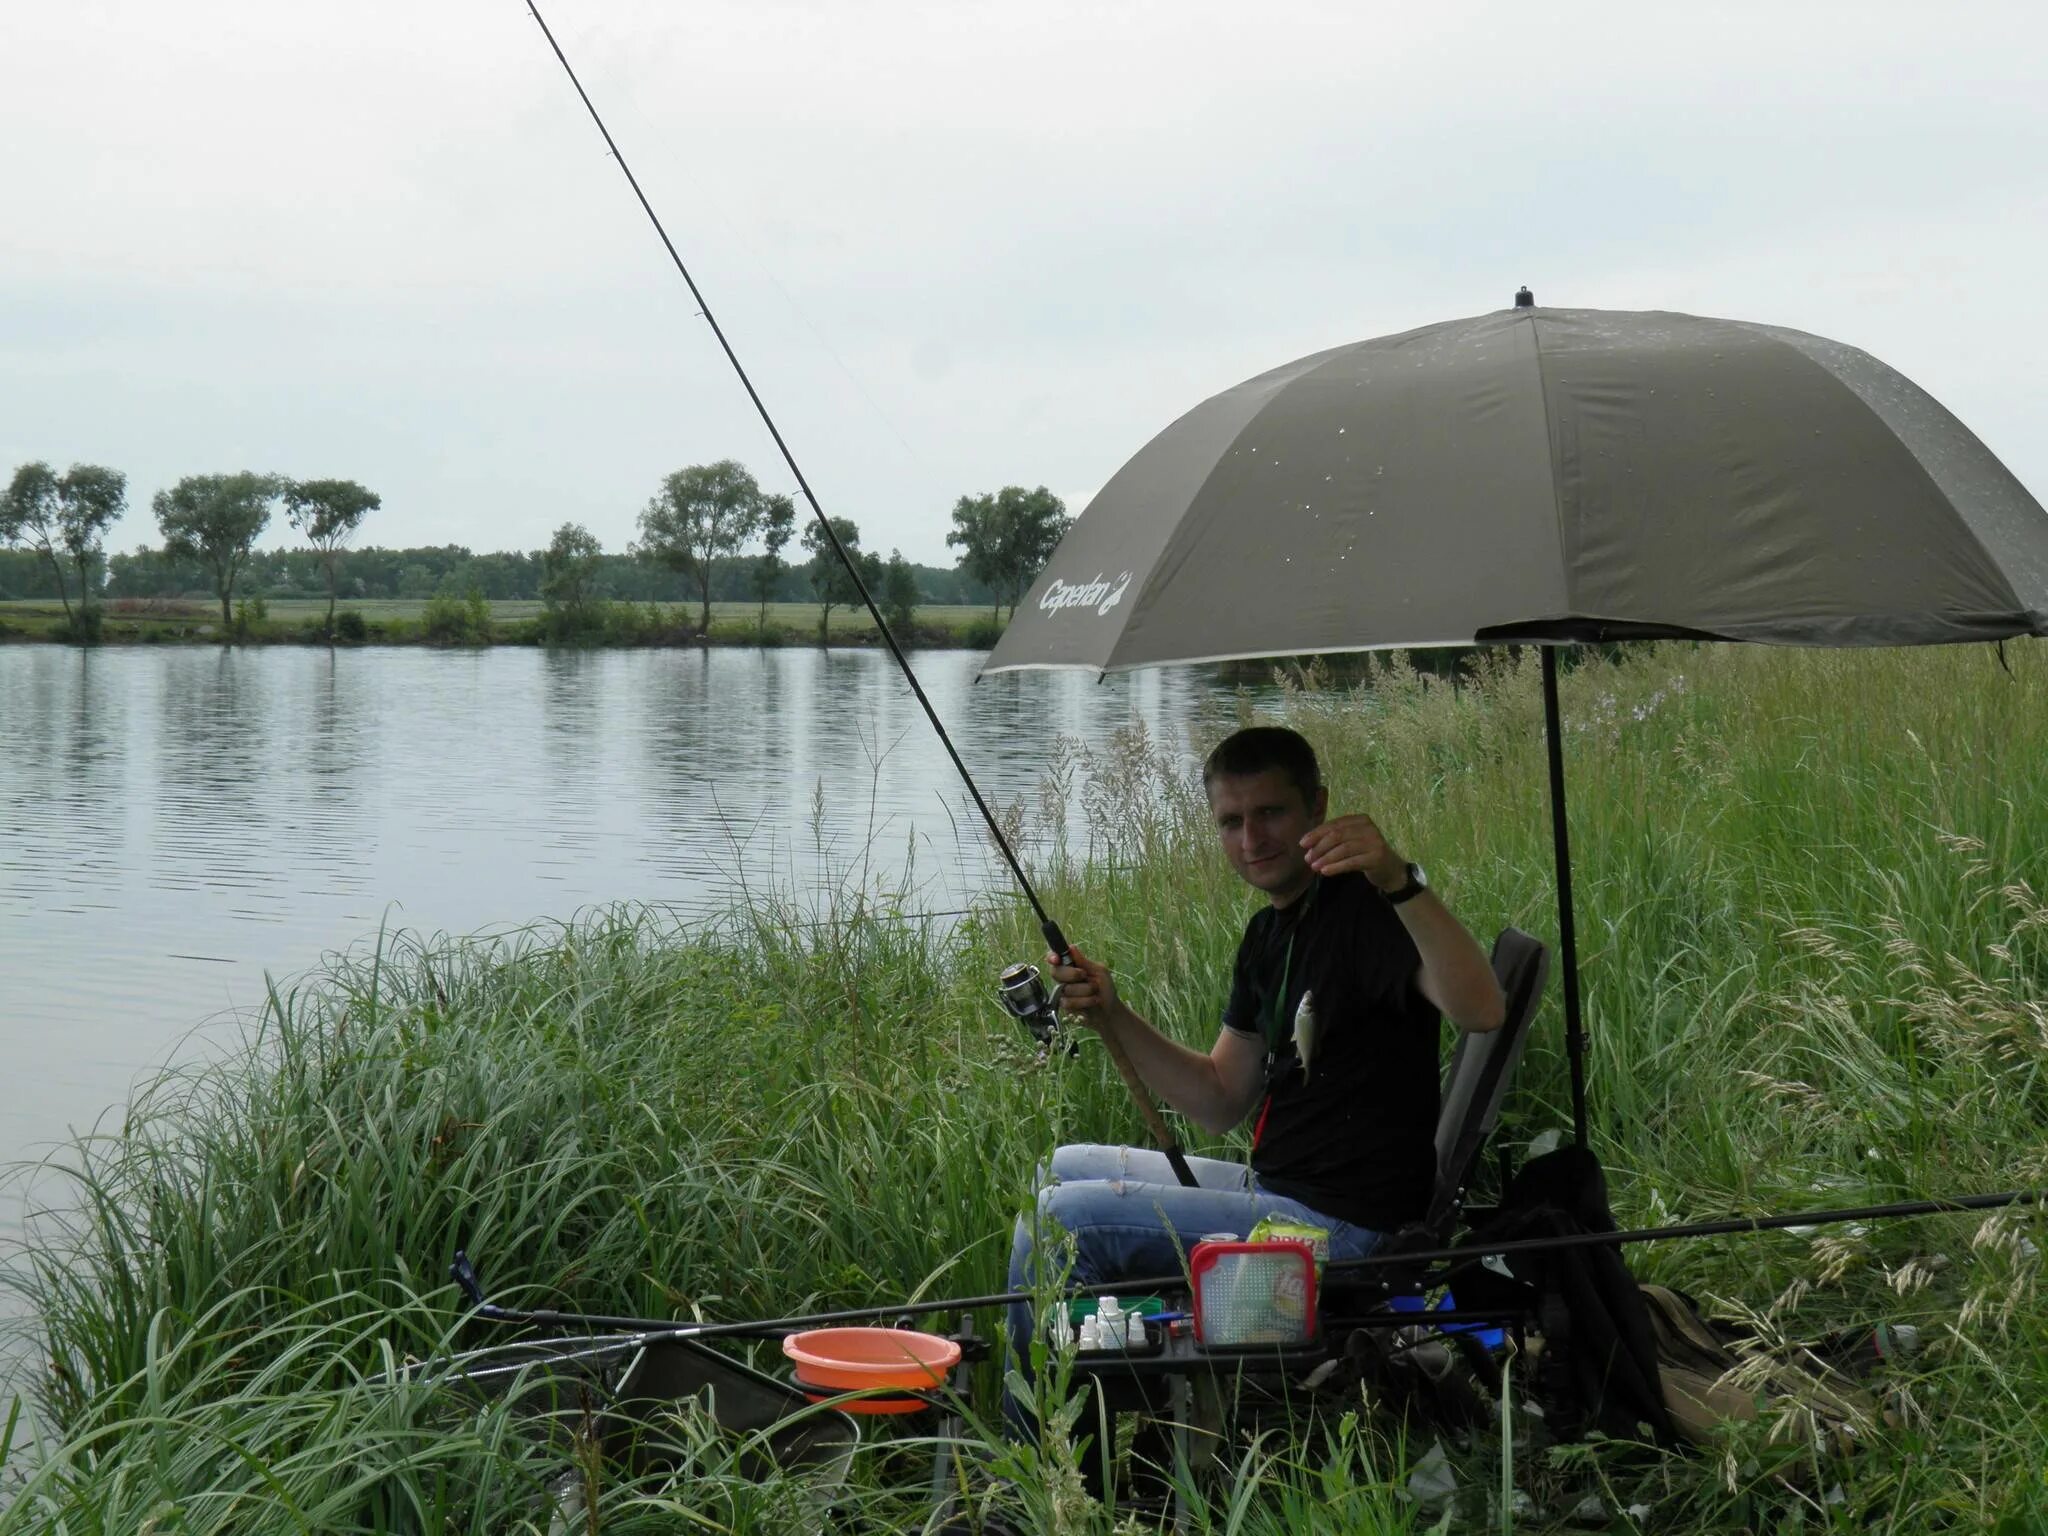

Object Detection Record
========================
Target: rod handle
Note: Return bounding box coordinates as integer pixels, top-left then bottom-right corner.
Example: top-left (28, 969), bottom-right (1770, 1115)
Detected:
top-left (1042, 916), bottom-right (1197, 1187)
top-left (1098, 1029), bottom-right (1199, 1187)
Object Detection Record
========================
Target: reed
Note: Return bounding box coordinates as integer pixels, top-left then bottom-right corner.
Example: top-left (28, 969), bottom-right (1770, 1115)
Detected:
top-left (3, 639), bottom-right (2043, 1532)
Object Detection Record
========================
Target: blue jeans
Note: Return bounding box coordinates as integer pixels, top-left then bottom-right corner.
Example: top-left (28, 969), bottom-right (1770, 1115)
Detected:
top-left (1003, 1143), bottom-right (1386, 1435)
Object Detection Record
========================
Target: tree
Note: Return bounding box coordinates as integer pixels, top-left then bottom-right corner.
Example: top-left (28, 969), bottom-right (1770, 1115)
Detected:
top-left (945, 491), bottom-right (1003, 621)
top-left (3, 463), bottom-right (72, 626)
top-left (801, 516), bottom-right (879, 641)
top-left (751, 493), bottom-right (796, 629)
top-left (882, 549), bottom-right (919, 633)
top-left (285, 478), bottom-right (380, 635)
top-left (1004, 487), bottom-right (1072, 614)
top-left (154, 472), bottom-right (281, 627)
top-left (946, 485), bottom-right (1070, 621)
top-left (55, 466), bottom-right (126, 626)
top-left (1, 462), bottom-right (126, 632)
top-left (540, 522), bottom-right (604, 636)
top-left (634, 459), bottom-right (766, 635)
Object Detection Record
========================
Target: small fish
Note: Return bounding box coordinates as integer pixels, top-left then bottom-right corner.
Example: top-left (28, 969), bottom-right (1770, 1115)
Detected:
top-left (1290, 990), bottom-right (1318, 1082)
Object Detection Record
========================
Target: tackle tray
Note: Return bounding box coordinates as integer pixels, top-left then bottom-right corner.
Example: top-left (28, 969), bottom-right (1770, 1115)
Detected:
top-left (1050, 1295), bottom-right (1172, 1357)
top-left (1061, 1294), bottom-right (1170, 1325)
top-left (1074, 1331), bottom-right (1167, 1359)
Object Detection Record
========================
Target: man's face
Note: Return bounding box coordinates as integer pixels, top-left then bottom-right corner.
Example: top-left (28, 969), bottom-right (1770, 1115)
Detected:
top-left (1207, 768), bottom-right (1327, 904)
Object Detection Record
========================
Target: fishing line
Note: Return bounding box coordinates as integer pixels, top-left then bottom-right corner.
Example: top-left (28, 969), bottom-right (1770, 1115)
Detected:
top-left (524, 0), bottom-right (1065, 959)
top-left (527, 2), bottom-right (1200, 1186)
top-left (568, 25), bottom-right (926, 465)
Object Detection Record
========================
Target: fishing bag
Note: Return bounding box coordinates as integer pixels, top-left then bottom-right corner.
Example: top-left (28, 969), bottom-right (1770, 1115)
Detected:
top-left (1451, 1146), bottom-right (1674, 1444)
top-left (1638, 1282), bottom-right (1756, 1440)
top-left (1342, 1323), bottom-right (1497, 1433)
top-left (1639, 1282), bottom-right (1883, 1451)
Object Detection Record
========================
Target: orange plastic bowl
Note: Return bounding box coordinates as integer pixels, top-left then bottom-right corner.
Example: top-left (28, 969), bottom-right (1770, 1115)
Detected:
top-left (781, 1327), bottom-right (961, 1395)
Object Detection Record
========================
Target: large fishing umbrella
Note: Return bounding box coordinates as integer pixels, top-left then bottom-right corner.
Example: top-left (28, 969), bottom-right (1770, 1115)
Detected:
top-left (983, 293), bottom-right (2048, 1146)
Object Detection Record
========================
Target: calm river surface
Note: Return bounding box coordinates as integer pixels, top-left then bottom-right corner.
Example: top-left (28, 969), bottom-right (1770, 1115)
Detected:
top-left (0, 645), bottom-right (1249, 1246)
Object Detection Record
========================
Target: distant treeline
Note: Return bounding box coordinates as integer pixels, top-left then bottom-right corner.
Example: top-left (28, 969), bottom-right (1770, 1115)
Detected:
top-left (6, 453), bottom-right (1070, 647)
top-left (0, 543), bottom-right (997, 607)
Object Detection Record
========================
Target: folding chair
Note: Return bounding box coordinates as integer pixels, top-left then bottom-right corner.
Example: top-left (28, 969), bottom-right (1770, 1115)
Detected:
top-left (1313, 927), bottom-right (1549, 1361)
top-left (1426, 925), bottom-right (1550, 1238)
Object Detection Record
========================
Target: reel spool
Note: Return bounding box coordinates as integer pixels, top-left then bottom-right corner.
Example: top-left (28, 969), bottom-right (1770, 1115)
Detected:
top-left (996, 962), bottom-right (1070, 1052)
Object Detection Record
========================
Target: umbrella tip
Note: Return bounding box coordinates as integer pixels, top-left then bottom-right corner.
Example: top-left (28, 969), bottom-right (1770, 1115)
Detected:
top-left (1514, 286), bottom-right (1535, 309)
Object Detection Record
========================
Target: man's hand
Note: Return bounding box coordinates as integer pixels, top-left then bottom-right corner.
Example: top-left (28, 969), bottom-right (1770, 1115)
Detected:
top-left (1047, 944), bottom-right (1123, 1031)
top-left (1299, 813), bottom-right (1408, 890)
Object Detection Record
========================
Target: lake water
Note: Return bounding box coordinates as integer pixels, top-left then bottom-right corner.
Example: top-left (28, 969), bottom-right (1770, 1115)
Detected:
top-left (0, 644), bottom-right (1249, 1246)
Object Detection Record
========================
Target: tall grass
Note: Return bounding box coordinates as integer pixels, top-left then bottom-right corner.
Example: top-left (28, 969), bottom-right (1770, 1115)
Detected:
top-left (3, 640), bottom-right (2044, 1532)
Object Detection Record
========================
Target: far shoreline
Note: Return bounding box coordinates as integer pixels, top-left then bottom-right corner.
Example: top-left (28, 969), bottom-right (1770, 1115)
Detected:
top-left (0, 596), bottom-right (1006, 652)
top-left (0, 628), bottom-right (990, 652)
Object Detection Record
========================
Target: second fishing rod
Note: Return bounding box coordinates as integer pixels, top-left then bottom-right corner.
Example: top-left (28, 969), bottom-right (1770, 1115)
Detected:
top-left (524, 1), bottom-right (1197, 1187)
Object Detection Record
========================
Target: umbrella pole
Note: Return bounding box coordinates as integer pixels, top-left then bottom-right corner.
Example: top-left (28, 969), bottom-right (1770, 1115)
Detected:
top-left (1541, 646), bottom-right (1591, 1146)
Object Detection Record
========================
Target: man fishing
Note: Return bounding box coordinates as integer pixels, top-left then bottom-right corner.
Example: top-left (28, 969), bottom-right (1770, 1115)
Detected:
top-left (1006, 725), bottom-right (1506, 1412)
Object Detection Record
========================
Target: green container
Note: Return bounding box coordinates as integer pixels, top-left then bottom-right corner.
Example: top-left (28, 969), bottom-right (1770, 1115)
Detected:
top-left (1062, 1294), bottom-right (1169, 1325)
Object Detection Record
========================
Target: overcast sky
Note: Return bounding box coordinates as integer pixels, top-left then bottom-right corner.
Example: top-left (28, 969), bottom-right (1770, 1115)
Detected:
top-left (3, 0), bottom-right (2044, 567)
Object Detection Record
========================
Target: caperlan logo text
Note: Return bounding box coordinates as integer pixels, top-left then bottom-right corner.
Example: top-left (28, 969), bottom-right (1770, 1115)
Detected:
top-left (1039, 571), bottom-right (1132, 617)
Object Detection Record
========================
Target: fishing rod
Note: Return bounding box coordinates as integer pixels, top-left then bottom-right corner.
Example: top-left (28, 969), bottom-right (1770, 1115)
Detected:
top-left (454, 1186), bottom-right (2042, 1342)
top-left (524, 1), bottom-right (1196, 1186)
top-left (450, 1248), bottom-right (1497, 1345)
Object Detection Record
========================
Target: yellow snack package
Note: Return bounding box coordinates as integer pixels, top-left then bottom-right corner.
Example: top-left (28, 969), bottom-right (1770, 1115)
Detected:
top-left (1248, 1216), bottom-right (1329, 1275)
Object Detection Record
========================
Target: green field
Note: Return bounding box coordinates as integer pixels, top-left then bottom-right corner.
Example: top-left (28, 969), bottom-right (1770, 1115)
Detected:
top-left (3, 641), bottom-right (2045, 1532)
top-left (0, 597), bottom-right (1001, 646)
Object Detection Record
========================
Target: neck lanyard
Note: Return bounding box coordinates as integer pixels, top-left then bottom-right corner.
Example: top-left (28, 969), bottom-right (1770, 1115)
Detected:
top-left (1262, 878), bottom-right (1319, 1056)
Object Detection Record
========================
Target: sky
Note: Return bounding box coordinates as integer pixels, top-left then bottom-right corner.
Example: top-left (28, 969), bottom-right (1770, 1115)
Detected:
top-left (2, 0), bottom-right (2044, 568)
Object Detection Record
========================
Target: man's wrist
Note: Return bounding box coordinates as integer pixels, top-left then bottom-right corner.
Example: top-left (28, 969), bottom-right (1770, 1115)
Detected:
top-left (1087, 1001), bottom-right (1131, 1036)
top-left (1366, 852), bottom-right (1410, 893)
top-left (1381, 860), bottom-right (1430, 906)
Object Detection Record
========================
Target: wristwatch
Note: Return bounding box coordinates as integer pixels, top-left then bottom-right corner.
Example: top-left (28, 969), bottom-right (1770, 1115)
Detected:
top-left (1383, 861), bottom-right (1429, 906)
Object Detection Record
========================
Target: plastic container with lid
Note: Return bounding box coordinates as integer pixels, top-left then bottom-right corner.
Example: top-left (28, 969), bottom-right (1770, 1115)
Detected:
top-left (1189, 1238), bottom-right (1319, 1347)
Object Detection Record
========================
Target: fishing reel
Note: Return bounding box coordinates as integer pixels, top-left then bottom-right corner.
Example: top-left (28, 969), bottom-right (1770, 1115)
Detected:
top-left (996, 962), bottom-right (1075, 1055)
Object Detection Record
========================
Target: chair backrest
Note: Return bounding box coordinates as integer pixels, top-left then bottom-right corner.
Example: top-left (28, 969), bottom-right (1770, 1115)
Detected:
top-left (1424, 927), bottom-right (1549, 1235)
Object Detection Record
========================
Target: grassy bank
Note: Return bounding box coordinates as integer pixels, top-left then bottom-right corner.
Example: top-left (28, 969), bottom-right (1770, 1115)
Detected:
top-left (3, 641), bottom-right (2045, 1532)
top-left (0, 597), bottom-right (1004, 648)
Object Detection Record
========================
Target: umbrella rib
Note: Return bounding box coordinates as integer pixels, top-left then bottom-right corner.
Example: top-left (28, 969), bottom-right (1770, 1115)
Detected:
top-left (1524, 312), bottom-right (1573, 602)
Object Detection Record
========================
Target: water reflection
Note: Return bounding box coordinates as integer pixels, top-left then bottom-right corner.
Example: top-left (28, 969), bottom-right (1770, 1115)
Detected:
top-left (153, 650), bottom-right (278, 917)
top-left (61, 652), bottom-right (128, 924)
top-left (5, 651), bottom-right (131, 923)
top-left (637, 650), bottom-right (786, 907)
top-left (537, 649), bottom-right (605, 887)
top-left (278, 651), bottom-right (372, 903)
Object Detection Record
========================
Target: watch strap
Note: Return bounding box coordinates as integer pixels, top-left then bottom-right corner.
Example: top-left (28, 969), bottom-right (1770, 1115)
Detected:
top-left (1384, 862), bottom-right (1427, 906)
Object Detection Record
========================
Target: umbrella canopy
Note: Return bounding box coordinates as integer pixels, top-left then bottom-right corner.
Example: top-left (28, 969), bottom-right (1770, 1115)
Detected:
top-left (985, 305), bottom-right (2048, 675)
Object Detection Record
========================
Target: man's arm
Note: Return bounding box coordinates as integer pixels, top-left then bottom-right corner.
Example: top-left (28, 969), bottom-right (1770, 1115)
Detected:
top-left (1390, 891), bottom-right (1508, 1032)
top-left (1045, 946), bottom-right (1269, 1136)
top-left (1300, 814), bottom-right (1507, 1033)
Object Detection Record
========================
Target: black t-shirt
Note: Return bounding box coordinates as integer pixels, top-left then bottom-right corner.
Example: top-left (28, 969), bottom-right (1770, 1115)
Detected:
top-left (1222, 872), bottom-right (1440, 1231)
